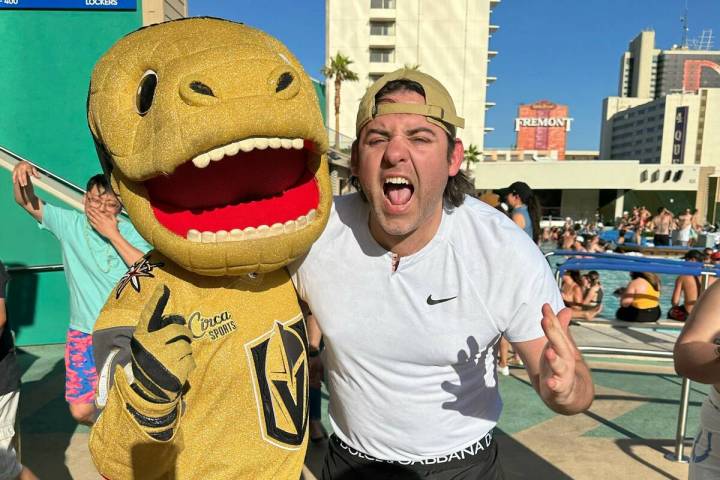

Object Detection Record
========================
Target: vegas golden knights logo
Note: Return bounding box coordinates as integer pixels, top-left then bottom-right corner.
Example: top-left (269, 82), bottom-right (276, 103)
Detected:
top-left (245, 316), bottom-right (308, 449)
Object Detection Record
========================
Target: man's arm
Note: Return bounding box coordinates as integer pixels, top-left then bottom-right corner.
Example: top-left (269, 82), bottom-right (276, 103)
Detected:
top-left (86, 207), bottom-right (146, 266)
top-left (674, 280), bottom-right (720, 384)
top-left (11, 161), bottom-right (43, 222)
top-left (513, 305), bottom-right (594, 415)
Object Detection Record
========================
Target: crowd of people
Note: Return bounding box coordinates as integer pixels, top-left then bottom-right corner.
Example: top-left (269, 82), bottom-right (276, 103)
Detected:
top-left (615, 206), bottom-right (706, 246)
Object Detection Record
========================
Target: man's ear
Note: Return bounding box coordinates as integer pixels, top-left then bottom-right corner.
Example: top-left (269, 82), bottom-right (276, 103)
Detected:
top-left (350, 140), bottom-right (359, 176)
top-left (448, 138), bottom-right (464, 176)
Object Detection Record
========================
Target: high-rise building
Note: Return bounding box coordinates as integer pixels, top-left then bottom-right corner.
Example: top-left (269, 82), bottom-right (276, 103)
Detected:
top-left (325, 0), bottom-right (499, 150)
top-left (601, 30), bottom-right (720, 165)
top-left (618, 30), bottom-right (720, 99)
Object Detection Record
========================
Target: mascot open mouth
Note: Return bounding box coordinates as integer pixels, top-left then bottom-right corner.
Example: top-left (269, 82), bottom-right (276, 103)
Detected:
top-left (145, 137), bottom-right (319, 242)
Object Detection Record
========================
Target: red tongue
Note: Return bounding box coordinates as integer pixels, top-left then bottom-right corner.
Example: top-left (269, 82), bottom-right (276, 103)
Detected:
top-left (386, 185), bottom-right (412, 205)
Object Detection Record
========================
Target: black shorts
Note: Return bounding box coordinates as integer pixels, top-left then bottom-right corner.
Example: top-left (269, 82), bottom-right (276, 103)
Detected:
top-left (654, 234), bottom-right (670, 246)
top-left (616, 305), bottom-right (661, 323)
top-left (322, 433), bottom-right (505, 480)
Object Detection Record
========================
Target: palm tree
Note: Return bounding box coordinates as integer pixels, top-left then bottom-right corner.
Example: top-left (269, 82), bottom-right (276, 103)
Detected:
top-left (321, 53), bottom-right (359, 149)
top-left (464, 144), bottom-right (481, 172)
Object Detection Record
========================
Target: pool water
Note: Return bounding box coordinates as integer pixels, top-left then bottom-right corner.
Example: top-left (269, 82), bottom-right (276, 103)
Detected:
top-left (544, 249), bottom-right (677, 318)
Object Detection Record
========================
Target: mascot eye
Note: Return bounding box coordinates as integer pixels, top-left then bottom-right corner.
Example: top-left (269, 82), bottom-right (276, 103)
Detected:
top-left (276, 72), bottom-right (294, 93)
top-left (190, 81), bottom-right (215, 97)
top-left (136, 70), bottom-right (158, 116)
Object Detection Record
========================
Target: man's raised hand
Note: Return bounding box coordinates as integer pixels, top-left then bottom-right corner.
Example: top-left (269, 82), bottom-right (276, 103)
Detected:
top-left (538, 304), bottom-right (592, 412)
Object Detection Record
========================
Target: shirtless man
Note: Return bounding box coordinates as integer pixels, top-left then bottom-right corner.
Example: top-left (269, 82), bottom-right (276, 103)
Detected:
top-left (652, 207), bottom-right (672, 246)
top-left (676, 209), bottom-right (693, 247)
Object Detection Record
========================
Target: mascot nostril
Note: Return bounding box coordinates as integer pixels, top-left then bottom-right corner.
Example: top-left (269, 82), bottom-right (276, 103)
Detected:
top-left (189, 81), bottom-right (215, 97)
top-left (88, 17), bottom-right (331, 480)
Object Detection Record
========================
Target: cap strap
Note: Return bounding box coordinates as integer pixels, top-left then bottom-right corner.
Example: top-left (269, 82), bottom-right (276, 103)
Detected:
top-left (373, 103), bottom-right (465, 128)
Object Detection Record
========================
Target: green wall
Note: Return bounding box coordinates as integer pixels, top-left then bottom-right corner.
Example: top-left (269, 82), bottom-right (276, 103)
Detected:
top-left (312, 79), bottom-right (327, 123)
top-left (0, 9), bottom-right (143, 345)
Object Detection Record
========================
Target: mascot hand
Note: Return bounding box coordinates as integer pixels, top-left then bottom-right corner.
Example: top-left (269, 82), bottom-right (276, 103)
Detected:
top-left (129, 285), bottom-right (195, 404)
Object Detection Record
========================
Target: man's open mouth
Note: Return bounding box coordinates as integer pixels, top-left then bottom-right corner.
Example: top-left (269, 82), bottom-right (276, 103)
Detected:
top-left (383, 177), bottom-right (414, 206)
top-left (145, 137), bottom-right (320, 242)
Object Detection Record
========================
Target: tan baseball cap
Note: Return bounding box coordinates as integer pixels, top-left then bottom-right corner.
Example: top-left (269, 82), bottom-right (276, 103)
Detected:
top-left (355, 68), bottom-right (465, 136)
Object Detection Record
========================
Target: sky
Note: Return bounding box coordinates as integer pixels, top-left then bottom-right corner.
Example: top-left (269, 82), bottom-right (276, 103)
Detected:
top-left (189, 0), bottom-right (720, 150)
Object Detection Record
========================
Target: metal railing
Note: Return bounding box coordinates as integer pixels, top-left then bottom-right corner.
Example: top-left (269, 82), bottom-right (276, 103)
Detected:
top-left (0, 145), bottom-right (85, 211)
top-left (547, 250), bottom-right (712, 463)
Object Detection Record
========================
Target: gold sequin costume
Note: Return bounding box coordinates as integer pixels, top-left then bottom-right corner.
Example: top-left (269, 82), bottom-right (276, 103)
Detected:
top-left (87, 18), bottom-right (331, 479)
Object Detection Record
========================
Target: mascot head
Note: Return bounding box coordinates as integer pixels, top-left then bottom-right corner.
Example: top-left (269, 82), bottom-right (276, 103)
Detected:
top-left (87, 18), bottom-right (331, 276)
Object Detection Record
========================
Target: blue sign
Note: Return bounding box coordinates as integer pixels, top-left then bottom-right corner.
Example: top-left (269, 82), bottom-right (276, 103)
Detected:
top-left (0, 0), bottom-right (136, 10)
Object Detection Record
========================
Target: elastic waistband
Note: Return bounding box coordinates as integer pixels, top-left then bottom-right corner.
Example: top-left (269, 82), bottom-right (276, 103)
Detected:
top-left (331, 431), bottom-right (494, 468)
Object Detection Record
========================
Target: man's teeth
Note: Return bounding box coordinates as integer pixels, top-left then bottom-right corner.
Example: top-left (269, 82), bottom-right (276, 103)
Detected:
top-left (385, 177), bottom-right (410, 185)
top-left (185, 209), bottom-right (317, 243)
top-left (191, 137), bottom-right (305, 169)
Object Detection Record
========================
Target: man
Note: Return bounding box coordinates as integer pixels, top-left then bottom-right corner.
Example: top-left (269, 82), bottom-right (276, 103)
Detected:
top-left (652, 207), bottom-right (673, 246)
top-left (676, 208), bottom-right (693, 247)
top-left (11, 161), bottom-right (150, 424)
top-left (292, 69), bottom-right (594, 479)
top-left (669, 250), bottom-right (715, 321)
top-left (0, 262), bottom-right (37, 480)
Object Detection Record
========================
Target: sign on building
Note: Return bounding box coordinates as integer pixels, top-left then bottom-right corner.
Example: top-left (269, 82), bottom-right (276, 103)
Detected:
top-left (514, 100), bottom-right (572, 160)
top-left (671, 106), bottom-right (689, 165)
top-left (0, 0), bottom-right (136, 10)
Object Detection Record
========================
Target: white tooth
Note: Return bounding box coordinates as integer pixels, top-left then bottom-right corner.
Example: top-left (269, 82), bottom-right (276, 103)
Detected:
top-left (192, 153), bottom-right (211, 168)
top-left (307, 209), bottom-right (317, 222)
top-left (292, 138), bottom-right (304, 150)
top-left (254, 138), bottom-right (269, 150)
top-left (201, 231), bottom-right (216, 243)
top-left (284, 220), bottom-right (297, 233)
top-left (243, 226), bottom-right (257, 240)
top-left (239, 139), bottom-right (255, 152)
top-left (296, 216), bottom-right (307, 229)
top-left (281, 138), bottom-right (293, 149)
top-left (256, 224), bottom-right (270, 237)
top-left (270, 223), bottom-right (284, 236)
top-left (229, 229), bottom-right (244, 241)
top-left (386, 177), bottom-right (409, 185)
top-left (215, 230), bottom-right (228, 242)
top-left (268, 138), bottom-right (281, 149)
top-left (224, 142), bottom-right (240, 156)
top-left (187, 229), bottom-right (201, 242)
top-left (209, 147), bottom-right (224, 161)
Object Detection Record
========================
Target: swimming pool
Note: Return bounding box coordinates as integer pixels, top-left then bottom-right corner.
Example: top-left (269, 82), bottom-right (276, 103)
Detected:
top-left (544, 249), bottom-right (679, 318)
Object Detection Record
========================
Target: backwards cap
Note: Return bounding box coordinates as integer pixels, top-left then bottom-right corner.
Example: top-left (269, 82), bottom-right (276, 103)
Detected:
top-left (355, 68), bottom-right (465, 136)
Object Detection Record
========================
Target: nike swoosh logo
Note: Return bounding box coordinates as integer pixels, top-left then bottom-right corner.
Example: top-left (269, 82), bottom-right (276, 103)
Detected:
top-left (427, 295), bottom-right (457, 305)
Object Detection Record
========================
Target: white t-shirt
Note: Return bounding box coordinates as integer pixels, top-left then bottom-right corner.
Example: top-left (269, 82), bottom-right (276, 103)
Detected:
top-left (291, 194), bottom-right (563, 461)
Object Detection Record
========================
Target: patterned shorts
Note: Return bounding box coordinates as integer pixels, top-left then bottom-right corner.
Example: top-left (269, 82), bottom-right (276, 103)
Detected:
top-left (65, 329), bottom-right (98, 404)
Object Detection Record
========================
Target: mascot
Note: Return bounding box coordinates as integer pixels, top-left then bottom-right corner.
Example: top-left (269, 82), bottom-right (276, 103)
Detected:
top-left (86, 18), bottom-right (331, 479)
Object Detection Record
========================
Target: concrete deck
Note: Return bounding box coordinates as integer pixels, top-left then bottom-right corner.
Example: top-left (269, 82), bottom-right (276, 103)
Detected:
top-left (16, 322), bottom-right (701, 479)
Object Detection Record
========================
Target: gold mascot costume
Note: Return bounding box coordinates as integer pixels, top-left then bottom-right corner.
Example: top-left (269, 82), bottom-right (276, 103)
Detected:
top-left (87, 18), bottom-right (331, 479)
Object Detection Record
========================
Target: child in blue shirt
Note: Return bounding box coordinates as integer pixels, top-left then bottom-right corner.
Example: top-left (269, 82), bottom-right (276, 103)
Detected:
top-left (12, 161), bottom-right (151, 424)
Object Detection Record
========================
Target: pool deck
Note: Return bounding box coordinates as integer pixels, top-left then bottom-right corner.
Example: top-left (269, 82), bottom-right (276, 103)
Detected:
top-left (17, 322), bottom-right (700, 479)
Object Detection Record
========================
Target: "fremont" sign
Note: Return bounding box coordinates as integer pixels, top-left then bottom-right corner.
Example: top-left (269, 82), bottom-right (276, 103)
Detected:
top-left (514, 117), bottom-right (574, 132)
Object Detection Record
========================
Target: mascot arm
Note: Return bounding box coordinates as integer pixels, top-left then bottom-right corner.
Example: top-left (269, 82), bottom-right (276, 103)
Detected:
top-left (90, 285), bottom-right (194, 479)
top-left (90, 367), bottom-right (182, 479)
